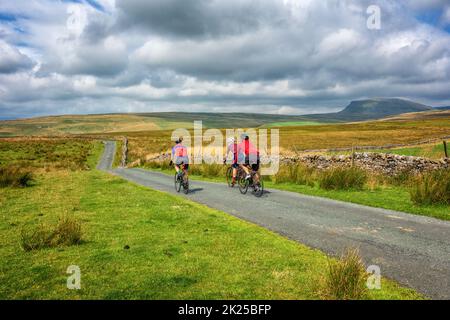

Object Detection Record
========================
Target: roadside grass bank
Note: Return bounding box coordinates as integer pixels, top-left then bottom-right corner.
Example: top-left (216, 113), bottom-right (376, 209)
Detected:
top-left (0, 139), bottom-right (421, 299)
top-left (0, 170), bottom-right (421, 299)
top-left (141, 163), bottom-right (450, 221)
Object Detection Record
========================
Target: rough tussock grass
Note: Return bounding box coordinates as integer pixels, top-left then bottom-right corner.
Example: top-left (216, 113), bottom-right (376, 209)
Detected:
top-left (272, 164), bottom-right (315, 186)
top-left (318, 167), bottom-right (368, 191)
top-left (20, 216), bottom-right (82, 251)
top-left (410, 169), bottom-right (450, 205)
top-left (0, 166), bottom-right (34, 188)
top-left (320, 249), bottom-right (369, 300)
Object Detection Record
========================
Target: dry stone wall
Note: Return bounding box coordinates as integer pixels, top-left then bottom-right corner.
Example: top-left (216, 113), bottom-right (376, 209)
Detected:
top-left (280, 153), bottom-right (450, 175)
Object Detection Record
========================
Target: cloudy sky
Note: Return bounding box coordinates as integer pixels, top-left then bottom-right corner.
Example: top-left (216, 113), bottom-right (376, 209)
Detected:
top-left (1, 0), bottom-right (450, 119)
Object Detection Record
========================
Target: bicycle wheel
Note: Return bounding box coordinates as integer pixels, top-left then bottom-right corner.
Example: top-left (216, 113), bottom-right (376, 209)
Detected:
top-left (253, 177), bottom-right (264, 198)
top-left (239, 176), bottom-right (249, 194)
top-left (226, 166), bottom-right (233, 187)
top-left (174, 173), bottom-right (182, 192)
top-left (183, 175), bottom-right (189, 194)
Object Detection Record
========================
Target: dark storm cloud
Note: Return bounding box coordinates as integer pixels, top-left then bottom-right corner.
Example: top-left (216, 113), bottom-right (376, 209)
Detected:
top-left (115, 0), bottom-right (287, 38)
top-left (1, 0), bottom-right (450, 119)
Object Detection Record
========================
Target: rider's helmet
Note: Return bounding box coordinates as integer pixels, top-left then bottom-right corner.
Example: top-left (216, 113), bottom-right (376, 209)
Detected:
top-left (241, 133), bottom-right (249, 141)
top-left (227, 137), bottom-right (235, 145)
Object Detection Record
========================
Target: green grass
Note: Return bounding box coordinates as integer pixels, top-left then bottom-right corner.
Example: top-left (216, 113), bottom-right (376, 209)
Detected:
top-left (317, 167), bottom-right (367, 191)
top-left (0, 166), bottom-right (34, 188)
top-left (0, 139), bottom-right (100, 170)
top-left (326, 142), bottom-right (448, 160)
top-left (0, 172), bottom-right (422, 299)
top-left (0, 144), bottom-right (421, 299)
top-left (264, 121), bottom-right (323, 128)
top-left (374, 143), bottom-right (447, 159)
top-left (144, 166), bottom-right (450, 221)
top-left (113, 139), bottom-right (123, 168)
top-left (321, 249), bottom-right (369, 300)
top-left (410, 170), bottom-right (450, 206)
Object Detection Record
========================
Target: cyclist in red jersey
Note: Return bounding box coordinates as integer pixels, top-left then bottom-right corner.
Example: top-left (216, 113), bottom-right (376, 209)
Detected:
top-left (224, 137), bottom-right (239, 186)
top-left (237, 134), bottom-right (260, 182)
top-left (170, 137), bottom-right (189, 179)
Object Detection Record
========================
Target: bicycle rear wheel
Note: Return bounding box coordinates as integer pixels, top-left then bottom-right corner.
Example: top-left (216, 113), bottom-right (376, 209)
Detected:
top-left (226, 166), bottom-right (233, 187)
top-left (174, 173), bottom-right (182, 192)
top-left (183, 174), bottom-right (189, 194)
top-left (253, 177), bottom-right (264, 198)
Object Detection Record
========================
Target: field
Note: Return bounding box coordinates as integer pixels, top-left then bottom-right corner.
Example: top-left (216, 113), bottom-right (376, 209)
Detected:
top-left (263, 121), bottom-right (323, 127)
top-left (0, 138), bottom-right (99, 171)
top-left (0, 113), bottom-right (320, 137)
top-left (0, 139), bottom-right (421, 299)
top-left (114, 117), bottom-right (450, 163)
top-left (2, 111), bottom-right (450, 161)
top-left (1, 111), bottom-right (449, 299)
top-left (326, 142), bottom-right (448, 160)
top-left (0, 114), bottom-right (192, 136)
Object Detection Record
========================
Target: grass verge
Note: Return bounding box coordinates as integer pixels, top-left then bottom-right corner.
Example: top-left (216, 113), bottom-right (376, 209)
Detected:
top-left (0, 169), bottom-right (421, 299)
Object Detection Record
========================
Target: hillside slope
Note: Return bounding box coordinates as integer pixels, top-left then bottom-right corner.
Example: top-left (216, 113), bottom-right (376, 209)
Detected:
top-left (306, 98), bottom-right (432, 122)
top-left (0, 113), bottom-right (315, 137)
top-left (0, 98), bottom-right (439, 137)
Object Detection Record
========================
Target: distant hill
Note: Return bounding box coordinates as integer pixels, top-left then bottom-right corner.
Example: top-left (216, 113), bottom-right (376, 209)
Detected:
top-left (0, 98), bottom-right (442, 137)
top-left (306, 98), bottom-right (432, 122)
top-left (135, 112), bottom-right (312, 128)
top-left (434, 106), bottom-right (450, 111)
top-left (0, 113), bottom-right (315, 137)
top-left (380, 109), bottom-right (450, 121)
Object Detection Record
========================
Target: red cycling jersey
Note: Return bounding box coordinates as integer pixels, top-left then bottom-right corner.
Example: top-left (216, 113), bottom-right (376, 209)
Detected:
top-left (237, 140), bottom-right (259, 156)
top-left (172, 144), bottom-right (188, 157)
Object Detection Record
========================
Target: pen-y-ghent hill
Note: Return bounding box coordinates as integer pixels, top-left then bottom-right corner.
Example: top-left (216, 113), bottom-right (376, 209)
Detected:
top-left (306, 98), bottom-right (432, 122)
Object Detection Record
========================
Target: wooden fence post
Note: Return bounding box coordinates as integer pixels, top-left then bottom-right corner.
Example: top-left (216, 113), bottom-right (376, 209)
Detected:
top-left (444, 140), bottom-right (448, 158)
top-left (351, 145), bottom-right (355, 167)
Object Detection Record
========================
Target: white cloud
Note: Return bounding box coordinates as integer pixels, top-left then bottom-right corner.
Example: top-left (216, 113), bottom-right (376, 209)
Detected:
top-left (0, 40), bottom-right (35, 73)
top-left (1, 0), bottom-right (450, 119)
top-left (442, 6), bottom-right (450, 25)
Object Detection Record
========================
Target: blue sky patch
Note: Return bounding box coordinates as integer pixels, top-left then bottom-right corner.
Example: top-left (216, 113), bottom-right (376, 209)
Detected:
top-left (0, 12), bottom-right (17, 22)
top-left (415, 8), bottom-right (450, 33)
top-left (61, 0), bottom-right (104, 12)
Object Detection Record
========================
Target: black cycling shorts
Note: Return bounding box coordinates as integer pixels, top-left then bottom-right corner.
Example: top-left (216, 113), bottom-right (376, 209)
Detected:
top-left (245, 156), bottom-right (260, 171)
top-left (175, 163), bottom-right (189, 171)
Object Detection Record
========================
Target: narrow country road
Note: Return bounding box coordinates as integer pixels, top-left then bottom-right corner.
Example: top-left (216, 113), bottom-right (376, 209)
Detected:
top-left (99, 141), bottom-right (450, 299)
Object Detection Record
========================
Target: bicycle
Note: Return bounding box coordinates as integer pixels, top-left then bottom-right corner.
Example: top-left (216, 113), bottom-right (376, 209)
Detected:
top-left (174, 163), bottom-right (189, 194)
top-left (225, 163), bottom-right (246, 188)
top-left (238, 166), bottom-right (264, 197)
